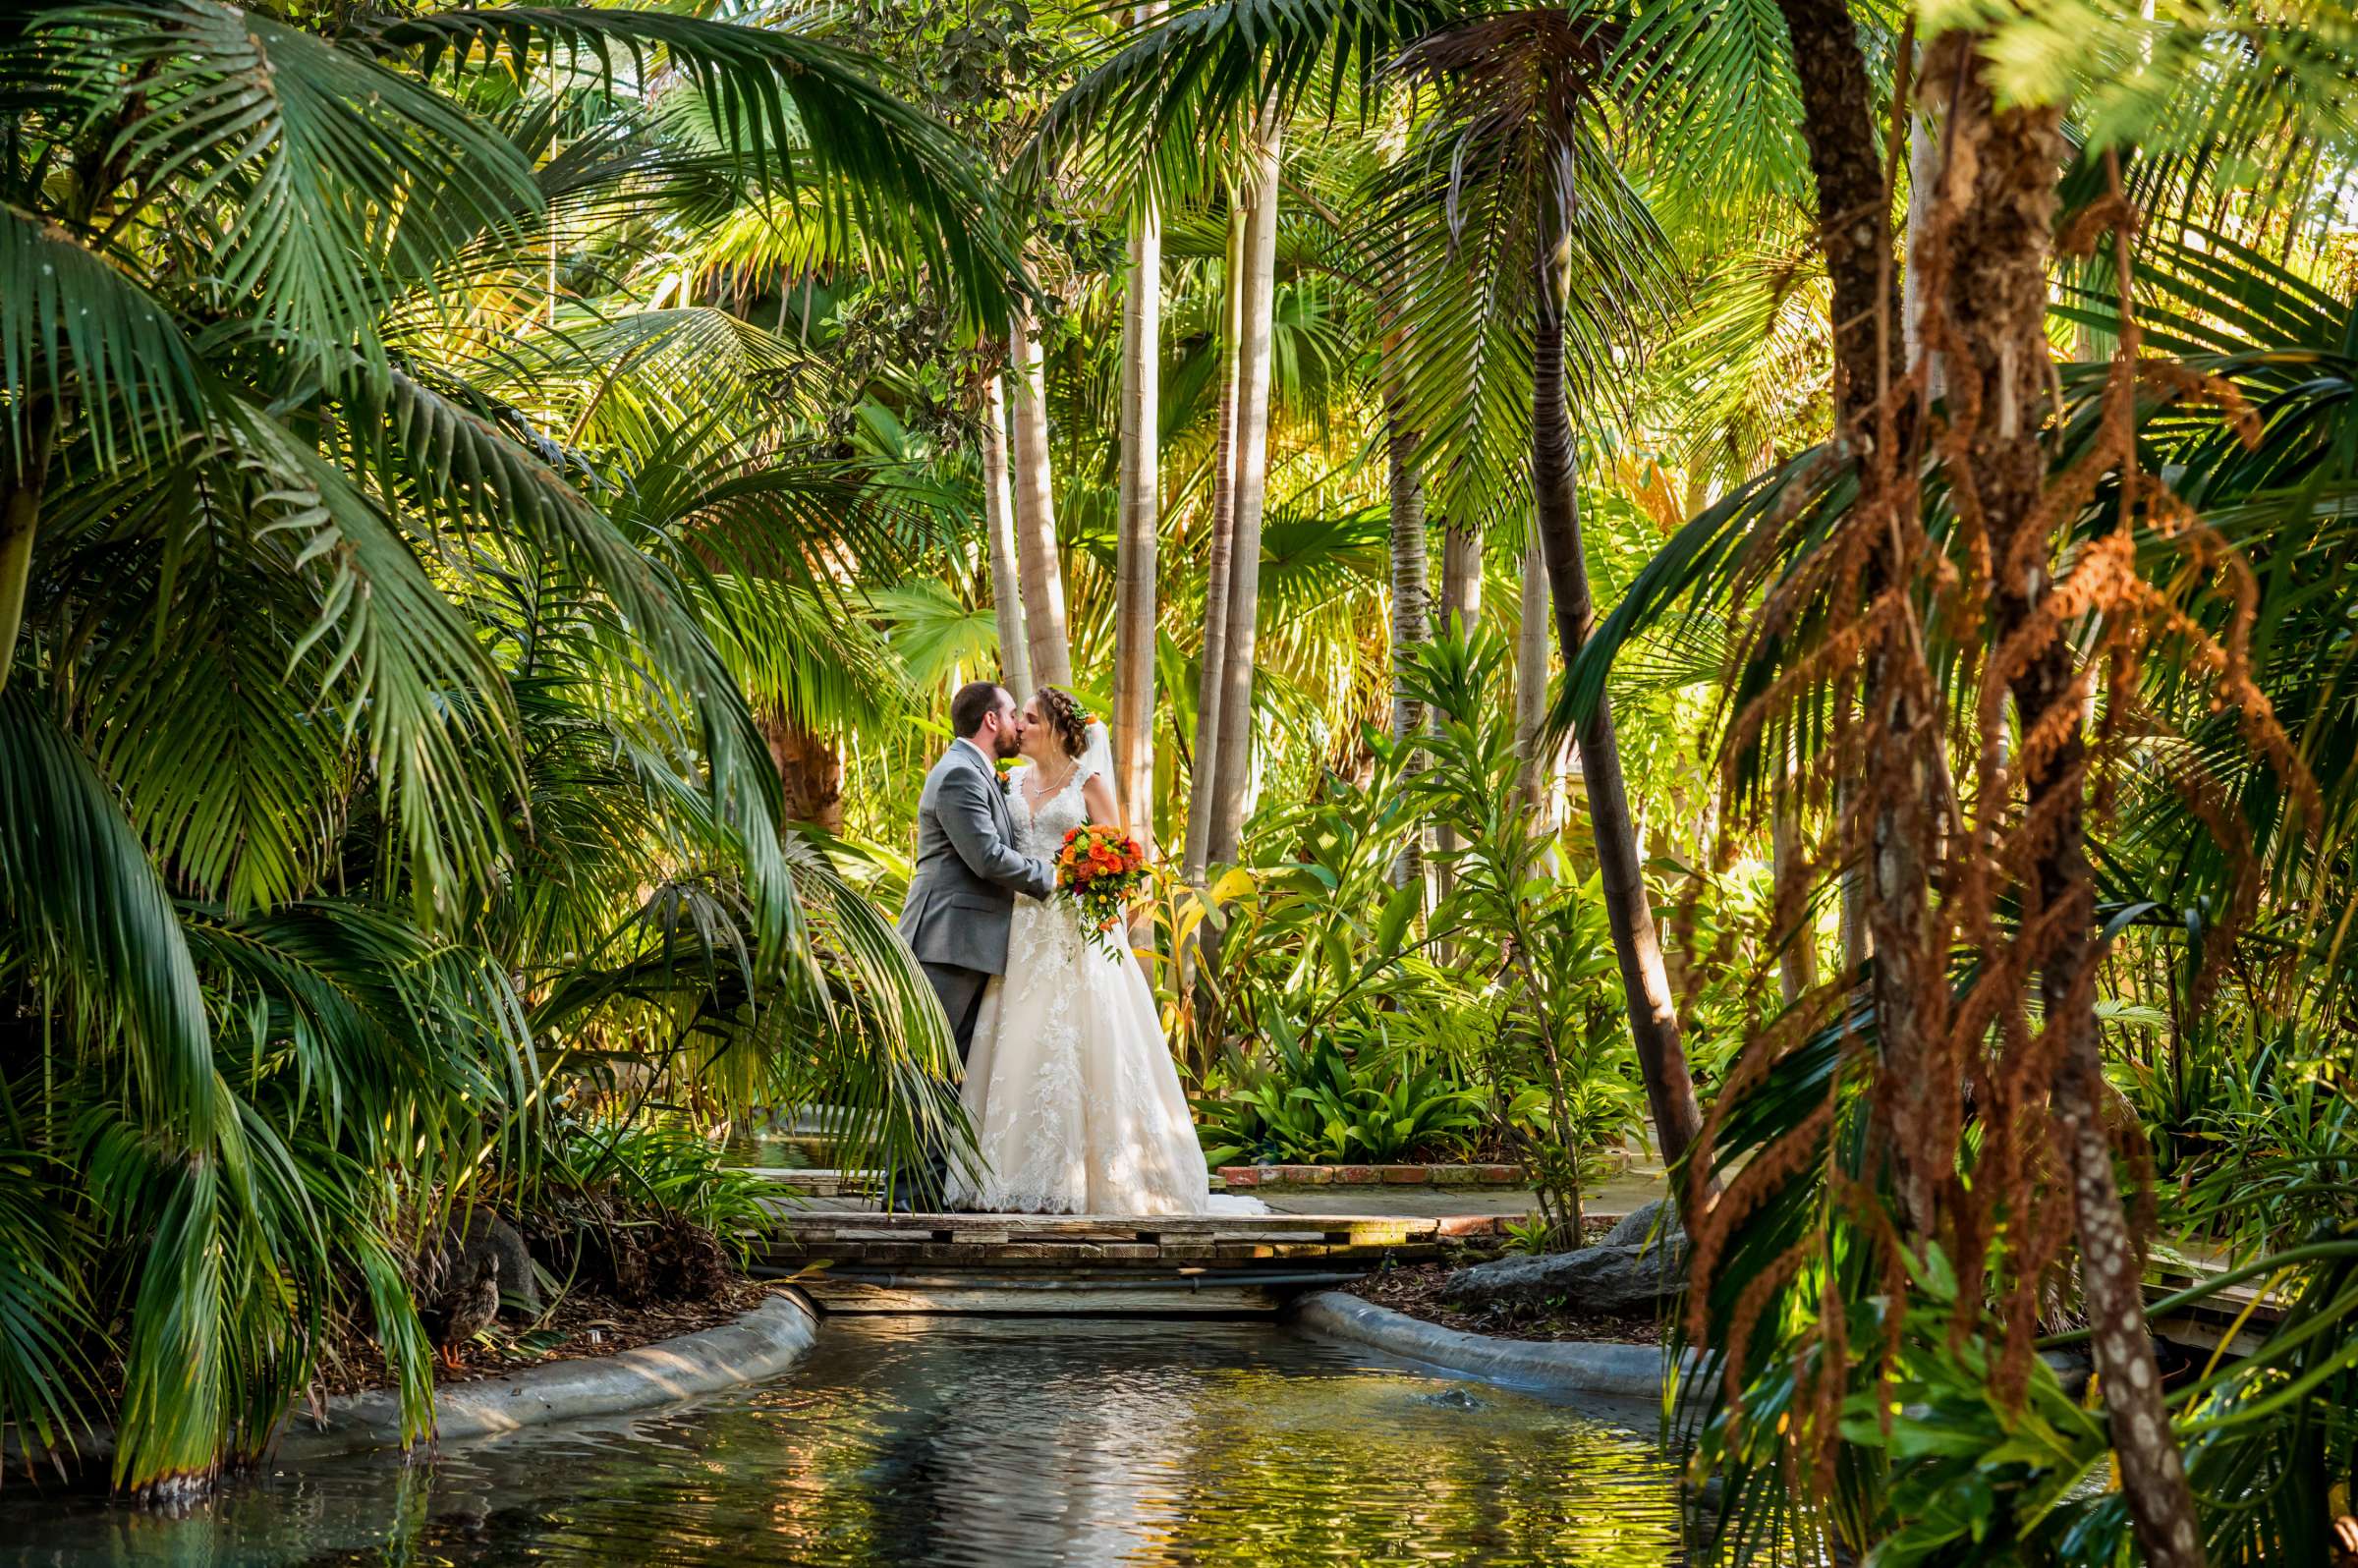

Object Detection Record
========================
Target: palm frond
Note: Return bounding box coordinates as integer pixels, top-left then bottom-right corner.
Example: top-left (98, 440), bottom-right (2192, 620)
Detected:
top-left (379, 8), bottom-right (1022, 328)
top-left (26, 2), bottom-right (541, 371)
top-left (0, 692), bottom-right (214, 1138)
top-left (0, 206), bottom-right (208, 463)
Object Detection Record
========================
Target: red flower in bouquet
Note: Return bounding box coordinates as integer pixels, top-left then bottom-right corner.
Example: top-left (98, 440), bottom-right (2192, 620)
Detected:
top-left (1054, 822), bottom-right (1150, 956)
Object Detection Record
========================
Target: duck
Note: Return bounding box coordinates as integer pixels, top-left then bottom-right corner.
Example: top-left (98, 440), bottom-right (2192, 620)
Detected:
top-left (424, 1251), bottom-right (500, 1371)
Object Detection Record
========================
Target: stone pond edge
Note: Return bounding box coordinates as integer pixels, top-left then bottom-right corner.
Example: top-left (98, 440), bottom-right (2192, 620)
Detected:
top-left (1289, 1290), bottom-right (1680, 1399)
top-left (272, 1290), bottom-right (822, 1465)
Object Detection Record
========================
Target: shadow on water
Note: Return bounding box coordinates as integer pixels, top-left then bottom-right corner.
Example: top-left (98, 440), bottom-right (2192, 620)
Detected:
top-left (1, 1318), bottom-right (1684, 1567)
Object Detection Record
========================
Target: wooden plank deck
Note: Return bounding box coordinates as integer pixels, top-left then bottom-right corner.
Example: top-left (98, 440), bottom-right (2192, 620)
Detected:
top-left (751, 1209), bottom-right (1501, 1316)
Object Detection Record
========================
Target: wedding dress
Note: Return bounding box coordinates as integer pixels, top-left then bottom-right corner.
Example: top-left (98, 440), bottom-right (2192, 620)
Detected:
top-left (947, 727), bottom-right (1254, 1215)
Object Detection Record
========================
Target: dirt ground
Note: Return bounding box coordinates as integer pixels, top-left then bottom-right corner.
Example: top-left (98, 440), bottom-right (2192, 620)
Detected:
top-left (1341, 1241), bottom-right (1666, 1347)
top-left (314, 1276), bottom-right (782, 1400)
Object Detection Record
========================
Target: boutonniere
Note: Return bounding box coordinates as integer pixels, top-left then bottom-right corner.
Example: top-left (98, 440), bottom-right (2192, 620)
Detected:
top-left (995, 756), bottom-right (1024, 791)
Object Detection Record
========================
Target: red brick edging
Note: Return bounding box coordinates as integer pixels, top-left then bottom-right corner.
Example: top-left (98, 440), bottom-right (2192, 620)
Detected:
top-left (1217, 1162), bottom-right (1525, 1190)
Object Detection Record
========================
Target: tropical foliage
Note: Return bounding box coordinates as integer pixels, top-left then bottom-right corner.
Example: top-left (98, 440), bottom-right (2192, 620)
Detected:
top-left (7, 0), bottom-right (2358, 1558)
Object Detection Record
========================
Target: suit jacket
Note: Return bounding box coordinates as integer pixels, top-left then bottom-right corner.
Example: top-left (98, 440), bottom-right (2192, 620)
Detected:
top-left (899, 741), bottom-right (1054, 975)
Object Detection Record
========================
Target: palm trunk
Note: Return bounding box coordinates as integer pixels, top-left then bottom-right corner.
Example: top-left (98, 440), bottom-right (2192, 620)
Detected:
top-left (1440, 526), bottom-right (1483, 630)
top-left (1385, 392), bottom-right (1431, 890)
top-left (1771, 0), bottom-right (1896, 420)
top-left (1774, 0), bottom-right (1941, 1234)
top-left (1514, 529), bottom-right (1554, 820)
top-left (1434, 523), bottom-right (1483, 895)
top-left (0, 398), bottom-right (57, 697)
top-left (1770, 771), bottom-right (1817, 1007)
top-left (1900, 83), bottom-right (1944, 400)
top-left (1182, 202), bottom-right (1248, 886)
top-left (1205, 122), bottom-right (1282, 867)
top-left (982, 373), bottom-right (1032, 700)
top-left (1113, 149), bottom-right (1163, 872)
top-left (1008, 297), bottom-right (1073, 690)
top-left (760, 710), bottom-right (845, 833)
top-left (1533, 230), bottom-right (1708, 1206)
top-left (1934, 36), bottom-right (2203, 1564)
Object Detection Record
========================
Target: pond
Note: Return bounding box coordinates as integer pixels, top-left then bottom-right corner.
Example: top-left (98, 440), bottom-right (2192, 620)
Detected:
top-left (2, 1318), bottom-right (1685, 1567)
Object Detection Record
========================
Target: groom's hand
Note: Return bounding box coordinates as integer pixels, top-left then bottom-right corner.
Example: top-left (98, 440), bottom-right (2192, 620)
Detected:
top-left (939, 765), bottom-right (1056, 900)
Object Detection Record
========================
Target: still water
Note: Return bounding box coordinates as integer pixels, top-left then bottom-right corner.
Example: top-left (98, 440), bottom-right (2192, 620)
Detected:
top-left (2, 1318), bottom-right (1684, 1567)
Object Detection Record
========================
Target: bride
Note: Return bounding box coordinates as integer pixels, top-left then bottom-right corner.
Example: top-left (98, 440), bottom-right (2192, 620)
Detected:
top-left (946, 686), bottom-right (1243, 1215)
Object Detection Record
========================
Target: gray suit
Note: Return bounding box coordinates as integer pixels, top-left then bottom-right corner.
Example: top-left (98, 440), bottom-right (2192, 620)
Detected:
top-left (895, 740), bottom-right (1053, 1204)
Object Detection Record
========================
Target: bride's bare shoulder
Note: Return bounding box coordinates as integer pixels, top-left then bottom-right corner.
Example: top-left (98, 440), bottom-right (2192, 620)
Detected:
top-left (1080, 770), bottom-right (1120, 826)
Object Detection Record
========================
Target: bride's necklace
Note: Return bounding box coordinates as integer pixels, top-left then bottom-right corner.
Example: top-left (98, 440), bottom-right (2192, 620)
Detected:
top-left (1026, 758), bottom-right (1077, 806)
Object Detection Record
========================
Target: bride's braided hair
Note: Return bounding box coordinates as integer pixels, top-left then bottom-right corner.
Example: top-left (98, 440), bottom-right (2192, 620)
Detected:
top-left (1033, 686), bottom-right (1090, 759)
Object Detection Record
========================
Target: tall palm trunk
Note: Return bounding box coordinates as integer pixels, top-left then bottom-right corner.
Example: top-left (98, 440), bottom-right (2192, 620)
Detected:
top-left (1532, 225), bottom-right (1707, 1204)
top-left (1008, 297), bottom-right (1073, 690)
top-left (1440, 527), bottom-right (1483, 629)
top-left (1182, 202), bottom-right (1247, 887)
top-left (1113, 130), bottom-right (1163, 867)
top-left (1774, 0), bottom-right (1941, 1231)
top-left (1205, 121), bottom-right (1282, 867)
top-left (1931, 35), bottom-right (2202, 1564)
top-left (1385, 391), bottom-right (1431, 890)
top-left (1433, 523), bottom-right (1483, 895)
top-left (982, 372), bottom-right (1032, 700)
top-left (1513, 528), bottom-right (1553, 819)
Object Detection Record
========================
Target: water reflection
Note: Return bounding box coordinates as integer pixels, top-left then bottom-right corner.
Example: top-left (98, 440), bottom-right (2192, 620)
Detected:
top-left (1, 1318), bottom-right (1683, 1567)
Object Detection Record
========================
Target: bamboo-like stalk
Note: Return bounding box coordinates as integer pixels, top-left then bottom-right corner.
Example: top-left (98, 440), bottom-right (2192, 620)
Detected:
top-left (1513, 528), bottom-right (1553, 821)
top-left (1439, 526), bottom-right (1483, 630)
top-left (1432, 524), bottom-right (1483, 894)
top-left (981, 372), bottom-right (1032, 700)
top-left (1008, 296), bottom-right (1072, 690)
top-left (1182, 201), bottom-right (1247, 887)
top-left (1385, 392), bottom-right (1430, 890)
top-left (1205, 121), bottom-right (1283, 868)
top-left (1113, 48), bottom-right (1165, 945)
top-left (1113, 74), bottom-right (1163, 871)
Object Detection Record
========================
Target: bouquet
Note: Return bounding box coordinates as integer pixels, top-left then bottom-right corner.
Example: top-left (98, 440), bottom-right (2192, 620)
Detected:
top-left (1055, 822), bottom-right (1150, 958)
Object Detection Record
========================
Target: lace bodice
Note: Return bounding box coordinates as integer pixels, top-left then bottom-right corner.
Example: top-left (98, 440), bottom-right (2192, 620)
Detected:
top-left (1011, 763), bottom-right (1093, 858)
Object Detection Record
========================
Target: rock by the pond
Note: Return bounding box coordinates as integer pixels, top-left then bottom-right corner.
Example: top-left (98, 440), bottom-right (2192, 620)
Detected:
top-left (1446, 1219), bottom-right (1689, 1315)
top-left (1601, 1199), bottom-right (1677, 1249)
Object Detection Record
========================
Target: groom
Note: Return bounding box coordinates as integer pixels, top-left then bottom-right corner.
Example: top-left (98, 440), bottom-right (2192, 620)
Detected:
top-left (894, 681), bottom-right (1056, 1209)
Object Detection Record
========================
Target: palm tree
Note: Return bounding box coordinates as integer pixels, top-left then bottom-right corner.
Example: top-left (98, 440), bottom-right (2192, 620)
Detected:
top-left (0, 0), bottom-right (1017, 1494)
top-left (1383, 11), bottom-right (1705, 1188)
top-left (1567, 1), bottom-right (2358, 1550)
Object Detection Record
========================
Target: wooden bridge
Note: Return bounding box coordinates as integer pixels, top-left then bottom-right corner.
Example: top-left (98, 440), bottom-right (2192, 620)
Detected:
top-left (744, 1173), bottom-right (2289, 1345)
top-left (750, 1208), bottom-right (1505, 1316)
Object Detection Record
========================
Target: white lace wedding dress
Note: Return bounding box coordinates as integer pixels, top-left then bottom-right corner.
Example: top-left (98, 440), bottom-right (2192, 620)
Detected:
top-left (946, 733), bottom-right (1251, 1215)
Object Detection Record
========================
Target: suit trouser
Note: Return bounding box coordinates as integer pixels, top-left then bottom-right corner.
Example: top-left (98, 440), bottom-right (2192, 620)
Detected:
top-left (902, 961), bottom-right (990, 1206)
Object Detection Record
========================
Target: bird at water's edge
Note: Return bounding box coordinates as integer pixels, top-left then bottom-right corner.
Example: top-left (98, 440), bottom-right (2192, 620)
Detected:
top-left (425, 1252), bottom-right (501, 1370)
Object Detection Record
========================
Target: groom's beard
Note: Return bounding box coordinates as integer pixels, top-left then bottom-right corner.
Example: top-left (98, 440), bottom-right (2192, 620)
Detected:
top-left (994, 728), bottom-right (1023, 758)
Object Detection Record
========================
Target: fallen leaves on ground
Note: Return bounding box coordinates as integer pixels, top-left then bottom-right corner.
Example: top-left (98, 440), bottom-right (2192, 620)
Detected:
top-left (1345, 1260), bottom-right (1664, 1346)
